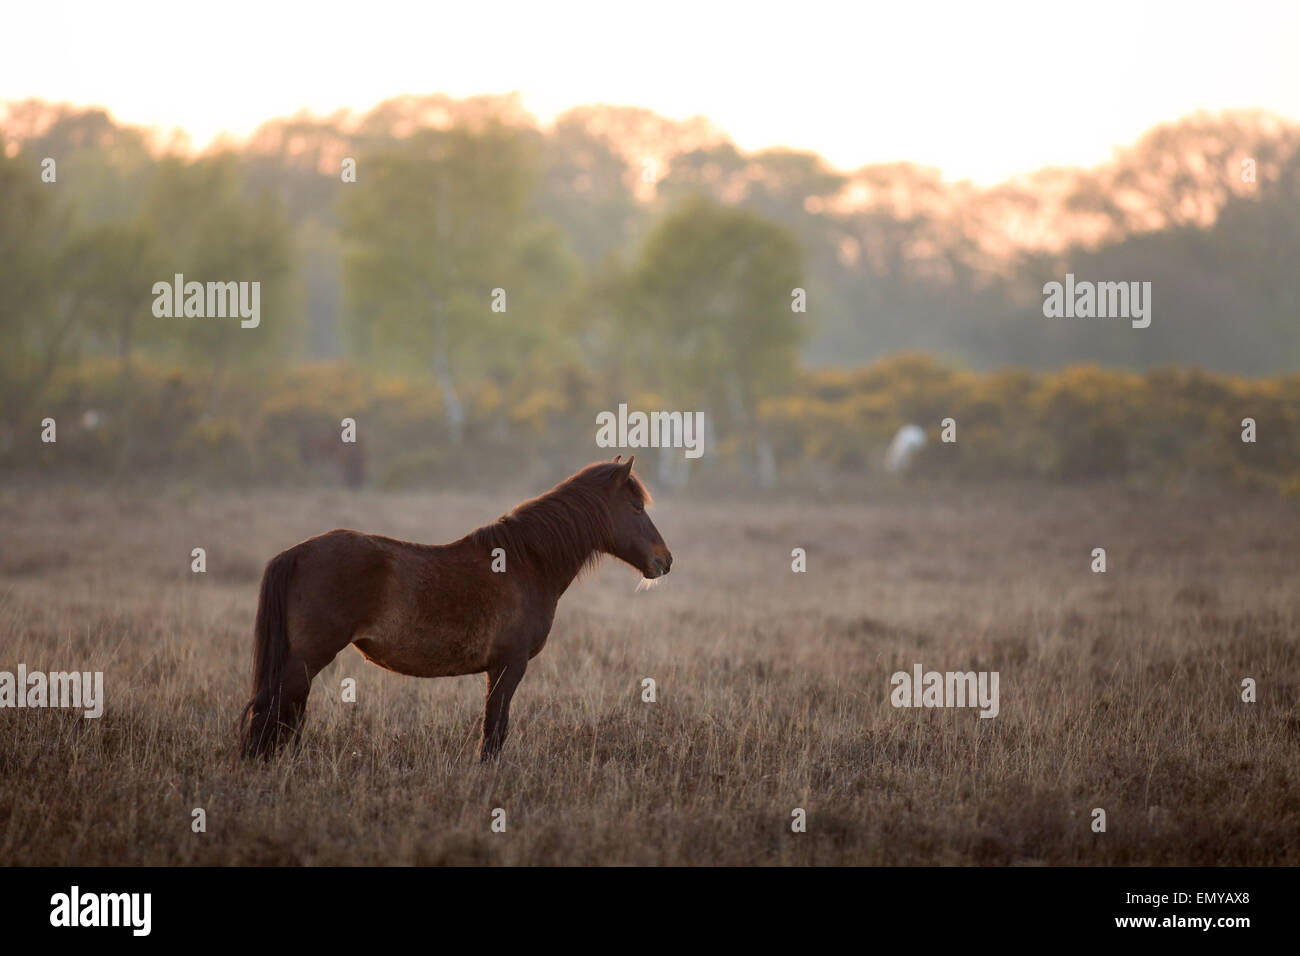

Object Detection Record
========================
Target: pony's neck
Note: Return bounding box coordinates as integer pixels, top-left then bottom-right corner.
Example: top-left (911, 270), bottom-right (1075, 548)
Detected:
top-left (480, 484), bottom-right (612, 596)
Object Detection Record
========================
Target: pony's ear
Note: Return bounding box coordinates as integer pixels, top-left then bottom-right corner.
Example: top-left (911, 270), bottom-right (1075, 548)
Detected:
top-left (613, 454), bottom-right (622, 463)
top-left (617, 455), bottom-right (634, 480)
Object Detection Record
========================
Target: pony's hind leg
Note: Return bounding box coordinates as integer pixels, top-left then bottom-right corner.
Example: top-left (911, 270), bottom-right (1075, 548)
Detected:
top-left (278, 653), bottom-right (314, 748)
top-left (275, 624), bottom-right (357, 755)
top-left (241, 652), bottom-right (313, 759)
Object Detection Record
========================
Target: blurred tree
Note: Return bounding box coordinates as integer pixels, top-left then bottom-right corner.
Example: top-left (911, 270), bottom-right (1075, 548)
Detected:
top-left (539, 113), bottom-right (644, 264)
top-left (622, 194), bottom-right (804, 485)
top-left (339, 121), bottom-right (579, 443)
top-left (1, 101), bottom-right (158, 225)
top-left (242, 116), bottom-right (361, 359)
top-left (142, 153), bottom-right (295, 411)
top-left (63, 221), bottom-right (160, 376)
top-left (0, 151), bottom-right (83, 429)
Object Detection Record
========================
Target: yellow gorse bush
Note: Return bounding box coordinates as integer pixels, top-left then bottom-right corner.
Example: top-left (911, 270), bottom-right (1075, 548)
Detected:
top-left (10, 354), bottom-right (1299, 493)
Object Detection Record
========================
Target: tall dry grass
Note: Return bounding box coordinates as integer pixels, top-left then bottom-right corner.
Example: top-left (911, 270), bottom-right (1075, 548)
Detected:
top-left (1, 479), bottom-right (1296, 864)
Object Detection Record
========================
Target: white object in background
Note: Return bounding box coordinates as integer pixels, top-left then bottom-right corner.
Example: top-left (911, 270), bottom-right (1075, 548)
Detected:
top-left (884, 424), bottom-right (926, 473)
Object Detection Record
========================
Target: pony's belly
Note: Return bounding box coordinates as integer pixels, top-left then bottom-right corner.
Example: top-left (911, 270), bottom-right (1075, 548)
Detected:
top-left (352, 629), bottom-right (489, 678)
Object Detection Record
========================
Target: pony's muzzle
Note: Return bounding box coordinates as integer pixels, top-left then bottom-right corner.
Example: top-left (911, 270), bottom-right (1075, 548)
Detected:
top-left (650, 551), bottom-right (672, 578)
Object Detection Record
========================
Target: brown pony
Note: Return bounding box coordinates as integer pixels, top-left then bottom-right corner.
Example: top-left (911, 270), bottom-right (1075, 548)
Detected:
top-left (237, 457), bottom-right (670, 762)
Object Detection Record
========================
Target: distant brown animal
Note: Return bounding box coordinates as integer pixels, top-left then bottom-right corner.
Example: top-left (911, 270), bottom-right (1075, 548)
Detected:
top-left (238, 457), bottom-right (671, 762)
top-left (298, 426), bottom-right (366, 489)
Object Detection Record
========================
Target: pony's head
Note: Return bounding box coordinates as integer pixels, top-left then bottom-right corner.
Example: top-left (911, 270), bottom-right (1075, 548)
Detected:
top-left (600, 456), bottom-right (672, 580)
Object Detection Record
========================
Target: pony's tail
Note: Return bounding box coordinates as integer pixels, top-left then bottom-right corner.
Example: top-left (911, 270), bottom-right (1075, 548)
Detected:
top-left (237, 549), bottom-right (297, 760)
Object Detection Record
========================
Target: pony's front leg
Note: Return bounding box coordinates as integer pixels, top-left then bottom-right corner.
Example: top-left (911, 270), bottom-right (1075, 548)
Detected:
top-left (479, 657), bottom-right (527, 761)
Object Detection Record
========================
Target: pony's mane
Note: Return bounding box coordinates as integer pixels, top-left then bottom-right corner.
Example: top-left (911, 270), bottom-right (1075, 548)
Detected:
top-left (469, 462), bottom-right (650, 581)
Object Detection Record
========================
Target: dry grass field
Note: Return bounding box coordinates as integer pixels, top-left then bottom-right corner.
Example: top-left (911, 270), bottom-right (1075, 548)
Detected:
top-left (1, 477), bottom-right (1297, 865)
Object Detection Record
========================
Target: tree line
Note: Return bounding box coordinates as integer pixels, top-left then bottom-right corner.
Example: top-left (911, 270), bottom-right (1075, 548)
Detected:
top-left (1, 96), bottom-right (1297, 489)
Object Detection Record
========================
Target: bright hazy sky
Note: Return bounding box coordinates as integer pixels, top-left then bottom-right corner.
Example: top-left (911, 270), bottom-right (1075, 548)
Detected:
top-left (7, 0), bottom-right (1299, 184)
